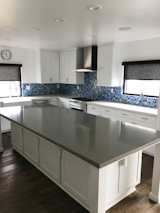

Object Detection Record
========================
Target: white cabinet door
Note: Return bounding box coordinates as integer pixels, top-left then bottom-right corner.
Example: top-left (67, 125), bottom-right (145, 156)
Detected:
top-left (41, 50), bottom-right (51, 83)
top-left (36, 50), bottom-right (60, 83)
top-left (97, 42), bottom-right (121, 87)
top-left (23, 129), bottom-right (39, 166)
top-left (97, 44), bottom-right (112, 86)
top-left (68, 50), bottom-right (76, 84)
top-left (50, 52), bottom-right (59, 83)
top-left (11, 122), bottom-right (23, 153)
top-left (1, 117), bottom-right (11, 132)
top-left (61, 151), bottom-right (90, 205)
top-left (60, 50), bottom-right (84, 84)
top-left (119, 152), bottom-right (141, 193)
top-left (40, 138), bottom-right (61, 183)
top-left (60, 51), bottom-right (68, 83)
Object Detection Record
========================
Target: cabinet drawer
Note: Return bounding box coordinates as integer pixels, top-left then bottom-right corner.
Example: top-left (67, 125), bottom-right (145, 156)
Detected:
top-left (87, 109), bottom-right (100, 116)
top-left (116, 110), bottom-right (134, 120)
top-left (101, 113), bottom-right (116, 120)
top-left (87, 105), bottom-right (101, 112)
top-left (116, 116), bottom-right (134, 124)
top-left (134, 113), bottom-right (157, 124)
top-left (134, 120), bottom-right (156, 129)
top-left (101, 107), bottom-right (116, 115)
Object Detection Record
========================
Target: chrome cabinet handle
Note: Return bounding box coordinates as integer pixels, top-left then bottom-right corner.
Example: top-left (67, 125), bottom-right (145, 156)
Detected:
top-left (142, 117), bottom-right (147, 120)
top-left (105, 110), bottom-right (110, 112)
top-left (122, 113), bottom-right (127, 116)
top-left (91, 107), bottom-right (95, 109)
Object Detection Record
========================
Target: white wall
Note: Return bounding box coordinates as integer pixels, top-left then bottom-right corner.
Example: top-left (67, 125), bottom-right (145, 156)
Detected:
top-left (121, 37), bottom-right (160, 61)
top-left (0, 46), bottom-right (36, 83)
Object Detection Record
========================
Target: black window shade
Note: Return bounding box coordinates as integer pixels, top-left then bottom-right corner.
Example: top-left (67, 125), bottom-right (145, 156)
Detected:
top-left (0, 64), bottom-right (22, 81)
top-left (122, 60), bottom-right (160, 80)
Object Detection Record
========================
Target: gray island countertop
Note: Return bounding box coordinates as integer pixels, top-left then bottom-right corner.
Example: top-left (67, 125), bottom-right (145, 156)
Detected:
top-left (0, 104), bottom-right (160, 168)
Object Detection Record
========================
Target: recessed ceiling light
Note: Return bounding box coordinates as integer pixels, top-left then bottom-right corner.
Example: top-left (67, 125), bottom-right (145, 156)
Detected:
top-left (86, 5), bottom-right (102, 11)
top-left (88, 34), bottom-right (97, 37)
top-left (55, 18), bottom-right (66, 22)
top-left (118, 27), bottom-right (132, 31)
top-left (34, 28), bottom-right (41, 31)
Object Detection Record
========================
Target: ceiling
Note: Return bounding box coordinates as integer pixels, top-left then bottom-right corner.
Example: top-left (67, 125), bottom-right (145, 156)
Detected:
top-left (0, 0), bottom-right (160, 50)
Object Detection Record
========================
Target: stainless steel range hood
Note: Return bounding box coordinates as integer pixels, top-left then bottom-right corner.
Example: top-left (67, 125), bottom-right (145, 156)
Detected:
top-left (73, 46), bottom-right (97, 72)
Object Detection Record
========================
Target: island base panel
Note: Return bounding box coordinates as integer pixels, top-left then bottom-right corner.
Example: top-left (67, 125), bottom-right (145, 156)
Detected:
top-left (0, 116), bottom-right (4, 152)
top-left (149, 142), bottom-right (160, 203)
top-left (11, 122), bottom-right (142, 213)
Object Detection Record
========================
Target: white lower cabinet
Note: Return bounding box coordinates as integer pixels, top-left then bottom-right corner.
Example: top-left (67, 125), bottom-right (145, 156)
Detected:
top-left (40, 138), bottom-right (61, 183)
top-left (1, 117), bottom-right (11, 132)
top-left (23, 129), bottom-right (39, 166)
top-left (58, 97), bottom-right (70, 109)
top-left (87, 104), bottom-right (157, 156)
top-left (11, 122), bottom-right (23, 153)
top-left (50, 98), bottom-right (58, 106)
top-left (61, 151), bottom-right (90, 206)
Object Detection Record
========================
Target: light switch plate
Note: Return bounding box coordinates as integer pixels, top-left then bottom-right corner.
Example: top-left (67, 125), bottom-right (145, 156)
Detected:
top-left (111, 88), bottom-right (113, 93)
top-left (26, 85), bottom-right (30, 90)
top-left (77, 85), bottom-right (79, 90)
top-left (57, 84), bottom-right (59, 88)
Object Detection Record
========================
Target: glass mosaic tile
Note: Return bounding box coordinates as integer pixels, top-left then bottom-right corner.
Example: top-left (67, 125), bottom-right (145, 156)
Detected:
top-left (22, 72), bottom-right (158, 109)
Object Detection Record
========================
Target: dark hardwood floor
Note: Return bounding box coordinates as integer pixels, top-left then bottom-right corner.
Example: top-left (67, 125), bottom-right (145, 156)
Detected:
top-left (0, 133), bottom-right (160, 213)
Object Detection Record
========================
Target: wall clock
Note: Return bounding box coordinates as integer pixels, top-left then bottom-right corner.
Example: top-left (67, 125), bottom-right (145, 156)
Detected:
top-left (1, 49), bottom-right (12, 60)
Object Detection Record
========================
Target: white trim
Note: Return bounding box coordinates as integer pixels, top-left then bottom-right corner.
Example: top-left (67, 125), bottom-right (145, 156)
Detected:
top-left (149, 192), bottom-right (160, 203)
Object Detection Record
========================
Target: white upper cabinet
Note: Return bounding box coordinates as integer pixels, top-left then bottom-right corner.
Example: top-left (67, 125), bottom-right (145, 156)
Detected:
top-left (60, 49), bottom-right (84, 84)
top-left (36, 50), bottom-right (59, 83)
top-left (97, 42), bottom-right (122, 87)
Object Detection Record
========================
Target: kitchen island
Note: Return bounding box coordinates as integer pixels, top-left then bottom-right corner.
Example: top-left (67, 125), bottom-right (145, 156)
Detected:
top-left (0, 104), bottom-right (160, 213)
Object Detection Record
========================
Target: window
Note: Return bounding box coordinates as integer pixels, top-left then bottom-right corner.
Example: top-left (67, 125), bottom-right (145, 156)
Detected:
top-left (123, 61), bottom-right (160, 97)
top-left (0, 64), bottom-right (22, 98)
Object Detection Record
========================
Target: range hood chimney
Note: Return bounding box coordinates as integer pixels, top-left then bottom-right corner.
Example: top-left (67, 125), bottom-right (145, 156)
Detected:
top-left (73, 46), bottom-right (97, 72)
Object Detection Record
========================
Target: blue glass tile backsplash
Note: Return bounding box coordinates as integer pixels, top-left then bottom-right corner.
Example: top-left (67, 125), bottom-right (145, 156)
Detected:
top-left (22, 72), bottom-right (158, 108)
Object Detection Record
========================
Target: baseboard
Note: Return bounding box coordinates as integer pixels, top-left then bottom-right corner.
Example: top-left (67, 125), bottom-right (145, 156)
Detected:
top-left (0, 147), bottom-right (4, 152)
top-left (149, 192), bottom-right (160, 203)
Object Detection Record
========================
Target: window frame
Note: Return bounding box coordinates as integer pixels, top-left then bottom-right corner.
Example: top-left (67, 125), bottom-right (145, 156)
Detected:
top-left (122, 60), bottom-right (160, 98)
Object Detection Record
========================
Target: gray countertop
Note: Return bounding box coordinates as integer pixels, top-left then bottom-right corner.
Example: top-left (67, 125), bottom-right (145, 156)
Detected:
top-left (0, 104), bottom-right (160, 168)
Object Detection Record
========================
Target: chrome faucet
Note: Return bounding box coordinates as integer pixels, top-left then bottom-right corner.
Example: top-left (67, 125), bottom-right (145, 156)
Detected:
top-left (9, 81), bottom-right (17, 98)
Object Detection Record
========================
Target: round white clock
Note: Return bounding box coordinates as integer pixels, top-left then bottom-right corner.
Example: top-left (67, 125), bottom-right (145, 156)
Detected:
top-left (1, 49), bottom-right (12, 60)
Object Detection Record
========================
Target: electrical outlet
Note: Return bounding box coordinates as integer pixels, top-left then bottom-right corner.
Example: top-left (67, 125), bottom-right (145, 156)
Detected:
top-left (77, 85), bottom-right (79, 90)
top-left (111, 88), bottom-right (114, 93)
top-left (57, 84), bottom-right (59, 88)
top-left (26, 85), bottom-right (30, 90)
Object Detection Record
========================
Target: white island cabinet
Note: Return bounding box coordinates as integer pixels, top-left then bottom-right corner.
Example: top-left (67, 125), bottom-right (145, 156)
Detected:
top-left (23, 129), bottom-right (40, 166)
top-left (40, 138), bottom-right (61, 183)
top-left (11, 122), bottom-right (142, 213)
